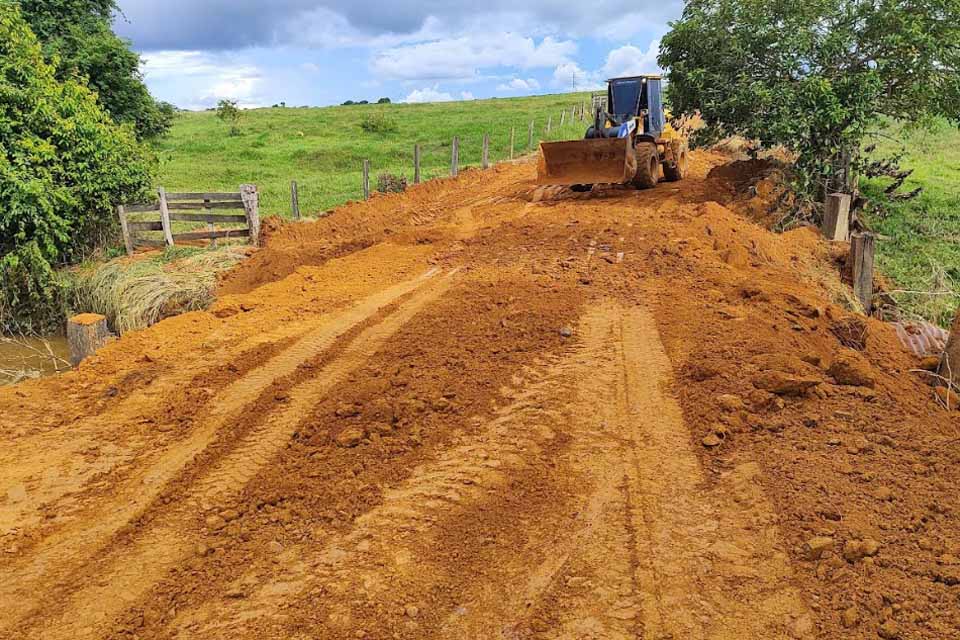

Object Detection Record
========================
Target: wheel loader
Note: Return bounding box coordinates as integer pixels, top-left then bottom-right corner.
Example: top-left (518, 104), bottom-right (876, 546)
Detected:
top-left (537, 75), bottom-right (688, 191)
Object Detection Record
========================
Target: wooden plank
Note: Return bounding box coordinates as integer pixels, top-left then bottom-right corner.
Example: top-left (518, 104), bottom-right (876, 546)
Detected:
top-left (362, 160), bottom-right (370, 200)
top-left (166, 201), bottom-right (244, 211)
top-left (450, 137), bottom-right (459, 177)
top-left (157, 186), bottom-right (175, 247)
top-left (414, 144), bottom-right (421, 184)
top-left (128, 221), bottom-right (164, 231)
top-left (117, 205), bottom-right (133, 257)
top-left (481, 134), bottom-right (490, 169)
top-left (528, 120), bottom-right (534, 149)
top-left (510, 127), bottom-right (515, 159)
top-left (168, 213), bottom-right (248, 223)
top-left (850, 232), bottom-right (876, 313)
top-left (132, 237), bottom-right (168, 248)
top-left (123, 203), bottom-right (160, 213)
top-left (165, 192), bottom-right (242, 202)
top-left (240, 184), bottom-right (260, 247)
top-left (172, 228), bottom-right (250, 241)
top-left (290, 181), bottom-right (300, 220)
top-left (822, 193), bottom-right (851, 241)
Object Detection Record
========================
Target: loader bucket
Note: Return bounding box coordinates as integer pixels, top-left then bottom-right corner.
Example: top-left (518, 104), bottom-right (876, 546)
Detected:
top-left (536, 137), bottom-right (637, 186)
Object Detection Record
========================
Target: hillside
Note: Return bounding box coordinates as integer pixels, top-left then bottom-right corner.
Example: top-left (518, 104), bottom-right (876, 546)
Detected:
top-left (152, 93), bottom-right (592, 215)
top-left (863, 119), bottom-right (960, 327)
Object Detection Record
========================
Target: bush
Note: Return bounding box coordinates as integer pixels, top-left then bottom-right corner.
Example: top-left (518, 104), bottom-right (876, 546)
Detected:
top-left (0, 8), bottom-right (153, 333)
top-left (376, 173), bottom-right (407, 194)
top-left (360, 113), bottom-right (399, 134)
top-left (216, 98), bottom-right (242, 136)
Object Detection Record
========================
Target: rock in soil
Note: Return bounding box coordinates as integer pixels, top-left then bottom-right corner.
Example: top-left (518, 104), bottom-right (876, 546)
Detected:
top-left (828, 349), bottom-right (876, 388)
top-left (335, 427), bottom-right (365, 448)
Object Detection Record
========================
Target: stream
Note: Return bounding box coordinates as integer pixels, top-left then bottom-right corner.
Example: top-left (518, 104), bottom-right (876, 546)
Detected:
top-left (0, 336), bottom-right (71, 385)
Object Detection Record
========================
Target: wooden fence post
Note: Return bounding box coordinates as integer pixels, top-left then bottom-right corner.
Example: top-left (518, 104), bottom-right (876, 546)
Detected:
top-left (413, 144), bottom-right (421, 184)
top-left (528, 120), bottom-right (534, 149)
top-left (560, 111), bottom-right (566, 127)
top-left (482, 134), bottom-right (490, 169)
top-left (156, 186), bottom-right (175, 248)
top-left (362, 160), bottom-right (370, 200)
top-left (849, 232), bottom-right (876, 313)
top-left (67, 313), bottom-right (111, 366)
top-left (510, 127), bottom-right (515, 159)
top-left (822, 193), bottom-right (851, 241)
top-left (581, 101), bottom-right (586, 121)
top-left (546, 115), bottom-right (552, 133)
top-left (939, 310), bottom-right (960, 390)
top-left (204, 198), bottom-right (216, 248)
top-left (240, 184), bottom-right (261, 247)
top-left (450, 136), bottom-right (459, 177)
top-left (117, 205), bottom-right (133, 257)
top-left (290, 181), bottom-right (300, 220)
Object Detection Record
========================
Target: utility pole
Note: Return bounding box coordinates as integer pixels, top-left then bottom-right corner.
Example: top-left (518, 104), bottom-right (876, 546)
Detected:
top-left (571, 71), bottom-right (577, 93)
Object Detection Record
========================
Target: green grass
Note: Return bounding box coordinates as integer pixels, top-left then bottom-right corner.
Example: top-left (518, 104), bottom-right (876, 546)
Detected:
top-left (862, 119), bottom-right (960, 327)
top-left (152, 93), bottom-right (594, 217)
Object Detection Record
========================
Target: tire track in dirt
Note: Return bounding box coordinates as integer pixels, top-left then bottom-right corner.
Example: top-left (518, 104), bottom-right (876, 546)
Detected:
top-left (617, 307), bottom-right (810, 639)
top-left (0, 268), bottom-right (444, 637)
top-left (162, 352), bottom-right (571, 638)
top-left (462, 304), bottom-right (811, 639)
top-left (204, 301), bottom-right (808, 640)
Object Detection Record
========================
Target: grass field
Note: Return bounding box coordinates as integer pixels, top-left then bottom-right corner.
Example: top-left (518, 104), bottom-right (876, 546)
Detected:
top-left (862, 119), bottom-right (960, 327)
top-left (152, 93), bottom-right (593, 216)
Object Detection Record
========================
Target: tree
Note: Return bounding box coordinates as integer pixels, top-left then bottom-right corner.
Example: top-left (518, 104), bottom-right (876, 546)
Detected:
top-left (216, 99), bottom-right (241, 135)
top-left (18, 0), bottom-right (174, 139)
top-left (659, 0), bottom-right (960, 207)
top-left (0, 7), bottom-right (152, 332)
top-left (377, 97), bottom-right (391, 104)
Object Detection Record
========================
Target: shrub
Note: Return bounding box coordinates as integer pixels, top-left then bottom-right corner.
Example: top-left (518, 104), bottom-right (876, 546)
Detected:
top-left (216, 99), bottom-right (242, 136)
top-left (0, 8), bottom-right (153, 333)
top-left (360, 113), bottom-right (399, 134)
top-left (376, 173), bottom-right (407, 194)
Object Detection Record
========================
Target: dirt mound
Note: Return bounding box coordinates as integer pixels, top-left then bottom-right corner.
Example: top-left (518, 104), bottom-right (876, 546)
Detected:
top-left (707, 158), bottom-right (794, 227)
top-left (0, 150), bottom-right (956, 640)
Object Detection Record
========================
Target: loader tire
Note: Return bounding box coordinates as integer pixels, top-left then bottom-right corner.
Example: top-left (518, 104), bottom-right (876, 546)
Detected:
top-left (632, 141), bottom-right (660, 189)
top-left (664, 141), bottom-right (688, 182)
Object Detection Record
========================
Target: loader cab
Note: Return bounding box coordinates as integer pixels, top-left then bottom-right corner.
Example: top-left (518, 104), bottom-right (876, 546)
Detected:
top-left (607, 75), bottom-right (665, 139)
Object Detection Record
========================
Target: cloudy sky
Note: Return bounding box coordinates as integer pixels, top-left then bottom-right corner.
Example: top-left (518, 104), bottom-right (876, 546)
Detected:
top-left (113, 1), bottom-right (683, 109)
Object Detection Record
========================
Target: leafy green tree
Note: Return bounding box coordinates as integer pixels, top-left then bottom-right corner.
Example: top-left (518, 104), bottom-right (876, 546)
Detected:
top-left (660, 0), bottom-right (960, 207)
top-left (0, 7), bottom-right (152, 332)
top-left (216, 99), bottom-right (242, 136)
top-left (17, 0), bottom-right (174, 139)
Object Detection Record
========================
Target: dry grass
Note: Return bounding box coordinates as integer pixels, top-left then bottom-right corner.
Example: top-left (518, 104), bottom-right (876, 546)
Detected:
top-left (69, 246), bottom-right (247, 334)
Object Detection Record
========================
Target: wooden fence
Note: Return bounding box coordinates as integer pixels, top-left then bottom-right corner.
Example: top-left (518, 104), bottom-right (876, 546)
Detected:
top-left (117, 185), bottom-right (260, 256)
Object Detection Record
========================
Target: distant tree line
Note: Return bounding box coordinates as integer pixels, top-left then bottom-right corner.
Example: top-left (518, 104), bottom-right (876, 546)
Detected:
top-left (342, 98), bottom-right (392, 106)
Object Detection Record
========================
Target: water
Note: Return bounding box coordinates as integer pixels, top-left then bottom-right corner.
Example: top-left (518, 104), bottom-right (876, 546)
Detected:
top-left (0, 336), bottom-right (71, 385)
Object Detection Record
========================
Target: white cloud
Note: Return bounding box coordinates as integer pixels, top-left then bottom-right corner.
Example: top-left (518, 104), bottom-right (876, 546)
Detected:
top-left (372, 33), bottom-right (576, 82)
top-left (141, 50), bottom-right (265, 110)
top-left (496, 77), bottom-right (541, 92)
top-left (403, 86), bottom-right (455, 103)
top-left (600, 41), bottom-right (661, 78)
top-left (461, 91), bottom-right (475, 100)
top-left (551, 41), bottom-right (662, 93)
top-left (300, 62), bottom-right (321, 72)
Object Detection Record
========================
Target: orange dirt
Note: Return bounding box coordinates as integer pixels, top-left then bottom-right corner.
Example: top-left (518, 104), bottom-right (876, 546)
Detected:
top-left (1, 152), bottom-right (958, 640)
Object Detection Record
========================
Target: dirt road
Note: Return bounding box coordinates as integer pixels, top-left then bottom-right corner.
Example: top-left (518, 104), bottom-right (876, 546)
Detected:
top-left (1, 154), bottom-right (958, 639)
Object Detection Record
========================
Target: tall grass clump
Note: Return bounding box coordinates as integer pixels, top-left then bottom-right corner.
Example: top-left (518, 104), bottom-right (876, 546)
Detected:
top-left (70, 246), bottom-right (247, 334)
